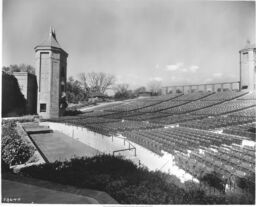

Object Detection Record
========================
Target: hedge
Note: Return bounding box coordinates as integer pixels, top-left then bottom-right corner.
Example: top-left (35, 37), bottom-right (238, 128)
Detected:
top-left (20, 155), bottom-right (254, 204)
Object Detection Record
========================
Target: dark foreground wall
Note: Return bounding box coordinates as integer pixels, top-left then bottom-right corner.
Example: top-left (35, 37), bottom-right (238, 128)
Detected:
top-left (2, 72), bottom-right (26, 117)
top-left (13, 72), bottom-right (37, 114)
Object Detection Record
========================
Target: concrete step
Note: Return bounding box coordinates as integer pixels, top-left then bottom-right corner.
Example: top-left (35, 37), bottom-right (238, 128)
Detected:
top-left (25, 127), bottom-right (53, 134)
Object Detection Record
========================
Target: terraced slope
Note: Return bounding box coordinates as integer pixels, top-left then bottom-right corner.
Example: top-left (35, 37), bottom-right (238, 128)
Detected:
top-left (47, 90), bottom-right (255, 185)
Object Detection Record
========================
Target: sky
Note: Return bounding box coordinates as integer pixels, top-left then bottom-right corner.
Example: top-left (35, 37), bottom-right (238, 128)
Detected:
top-left (2, 0), bottom-right (255, 90)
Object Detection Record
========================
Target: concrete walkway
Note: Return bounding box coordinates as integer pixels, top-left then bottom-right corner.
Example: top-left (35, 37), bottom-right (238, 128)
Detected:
top-left (2, 180), bottom-right (98, 204)
top-left (30, 131), bottom-right (100, 163)
top-left (2, 173), bottom-right (117, 204)
top-left (6, 123), bottom-right (118, 204)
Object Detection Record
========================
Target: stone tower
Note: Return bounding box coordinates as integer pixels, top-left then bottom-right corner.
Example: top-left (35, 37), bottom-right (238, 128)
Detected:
top-left (35, 27), bottom-right (68, 119)
top-left (239, 41), bottom-right (256, 91)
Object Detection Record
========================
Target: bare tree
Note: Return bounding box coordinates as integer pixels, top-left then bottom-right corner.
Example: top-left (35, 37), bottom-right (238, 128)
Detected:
top-left (114, 83), bottom-right (133, 99)
top-left (78, 72), bottom-right (89, 91)
top-left (147, 80), bottom-right (162, 95)
top-left (86, 72), bottom-right (115, 94)
top-left (134, 86), bottom-right (146, 96)
top-left (114, 83), bottom-right (129, 94)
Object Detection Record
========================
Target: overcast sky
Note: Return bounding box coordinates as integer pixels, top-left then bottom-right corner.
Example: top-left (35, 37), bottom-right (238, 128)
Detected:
top-left (3, 0), bottom-right (255, 90)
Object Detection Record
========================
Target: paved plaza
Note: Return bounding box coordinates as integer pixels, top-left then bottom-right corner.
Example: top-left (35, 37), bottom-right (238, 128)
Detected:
top-left (30, 130), bottom-right (100, 163)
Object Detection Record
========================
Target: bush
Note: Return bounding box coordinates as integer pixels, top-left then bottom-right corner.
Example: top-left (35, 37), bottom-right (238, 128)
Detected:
top-left (200, 171), bottom-right (226, 193)
top-left (64, 109), bottom-right (83, 116)
top-left (19, 155), bottom-right (253, 204)
top-left (236, 173), bottom-right (255, 200)
top-left (1, 120), bottom-right (35, 166)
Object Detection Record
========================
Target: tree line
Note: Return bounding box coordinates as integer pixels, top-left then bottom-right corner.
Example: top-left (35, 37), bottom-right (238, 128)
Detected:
top-left (67, 72), bottom-right (163, 103)
top-left (2, 64), bottom-right (164, 104)
top-left (3, 64), bottom-right (35, 74)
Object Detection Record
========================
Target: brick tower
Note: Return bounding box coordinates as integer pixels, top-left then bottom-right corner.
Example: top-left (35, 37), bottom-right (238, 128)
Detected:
top-left (35, 27), bottom-right (68, 119)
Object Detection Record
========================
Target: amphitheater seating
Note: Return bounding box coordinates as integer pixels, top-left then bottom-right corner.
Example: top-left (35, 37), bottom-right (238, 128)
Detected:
top-left (173, 142), bottom-right (255, 181)
top-left (106, 91), bottom-right (253, 118)
top-left (79, 91), bottom-right (255, 121)
top-left (150, 93), bottom-right (183, 101)
top-left (51, 115), bottom-right (118, 123)
top-left (107, 99), bottom-right (160, 112)
top-left (160, 91), bottom-right (249, 116)
top-left (76, 110), bottom-right (114, 118)
top-left (106, 94), bottom-right (181, 112)
top-left (126, 92), bottom-right (213, 114)
top-left (122, 131), bottom-right (163, 155)
top-left (200, 91), bottom-right (248, 101)
top-left (105, 92), bottom-right (213, 113)
top-left (237, 91), bottom-right (256, 100)
top-left (46, 90), bottom-right (256, 185)
top-left (122, 127), bottom-right (243, 155)
top-left (223, 122), bottom-right (256, 140)
top-left (141, 91), bottom-right (248, 115)
top-left (123, 112), bottom-right (172, 121)
top-left (163, 100), bottom-right (220, 114)
top-left (192, 100), bottom-right (256, 115)
top-left (57, 119), bottom-right (163, 136)
top-left (149, 114), bottom-right (206, 125)
top-left (181, 115), bottom-right (256, 130)
top-left (228, 106), bottom-right (256, 117)
top-left (89, 102), bottom-right (124, 111)
top-left (138, 100), bottom-right (189, 113)
top-left (171, 91), bottom-right (213, 101)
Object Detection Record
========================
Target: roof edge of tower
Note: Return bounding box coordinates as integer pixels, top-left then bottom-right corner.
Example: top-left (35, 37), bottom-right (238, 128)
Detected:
top-left (239, 41), bottom-right (256, 53)
top-left (34, 27), bottom-right (68, 56)
top-left (34, 45), bottom-right (68, 56)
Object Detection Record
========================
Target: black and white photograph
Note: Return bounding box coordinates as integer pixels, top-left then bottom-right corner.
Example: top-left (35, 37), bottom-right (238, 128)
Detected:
top-left (1, 0), bottom-right (255, 205)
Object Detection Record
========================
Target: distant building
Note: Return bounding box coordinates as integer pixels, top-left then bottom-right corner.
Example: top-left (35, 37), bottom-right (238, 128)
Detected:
top-left (239, 41), bottom-right (255, 91)
top-left (13, 72), bottom-right (37, 114)
top-left (162, 44), bottom-right (256, 94)
top-left (34, 27), bottom-right (68, 119)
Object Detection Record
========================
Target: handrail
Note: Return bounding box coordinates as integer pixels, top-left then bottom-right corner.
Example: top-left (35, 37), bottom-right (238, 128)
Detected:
top-left (157, 159), bottom-right (170, 171)
top-left (113, 147), bottom-right (136, 156)
top-left (112, 135), bottom-right (137, 156)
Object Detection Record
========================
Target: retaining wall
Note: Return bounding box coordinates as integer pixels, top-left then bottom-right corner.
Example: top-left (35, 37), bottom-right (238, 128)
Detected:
top-left (41, 122), bottom-right (196, 183)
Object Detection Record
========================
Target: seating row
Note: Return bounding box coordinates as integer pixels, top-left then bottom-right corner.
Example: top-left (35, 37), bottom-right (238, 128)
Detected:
top-left (223, 122), bottom-right (256, 141)
top-left (181, 115), bottom-right (256, 130)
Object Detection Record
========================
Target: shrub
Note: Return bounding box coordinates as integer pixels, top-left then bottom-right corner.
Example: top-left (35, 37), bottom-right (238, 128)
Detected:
top-left (1, 120), bottom-right (35, 166)
top-left (63, 109), bottom-right (83, 116)
top-left (236, 173), bottom-right (255, 201)
top-left (2, 115), bottom-right (38, 123)
top-left (19, 155), bottom-right (253, 204)
top-left (200, 171), bottom-right (226, 193)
